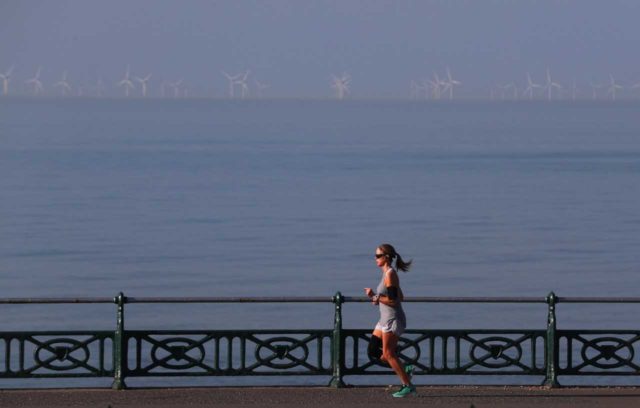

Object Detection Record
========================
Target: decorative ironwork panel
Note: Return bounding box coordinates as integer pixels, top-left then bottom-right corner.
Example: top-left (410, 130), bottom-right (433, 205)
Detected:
top-left (558, 331), bottom-right (640, 375)
top-left (125, 330), bottom-right (332, 377)
top-left (343, 329), bottom-right (546, 376)
top-left (0, 332), bottom-right (113, 378)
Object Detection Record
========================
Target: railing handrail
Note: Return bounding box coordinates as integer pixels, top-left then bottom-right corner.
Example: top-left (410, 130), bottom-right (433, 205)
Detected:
top-left (0, 297), bottom-right (115, 304)
top-left (3, 295), bottom-right (640, 304)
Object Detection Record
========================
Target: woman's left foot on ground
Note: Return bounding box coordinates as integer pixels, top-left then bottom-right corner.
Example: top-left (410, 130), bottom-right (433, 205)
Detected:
top-left (392, 383), bottom-right (417, 398)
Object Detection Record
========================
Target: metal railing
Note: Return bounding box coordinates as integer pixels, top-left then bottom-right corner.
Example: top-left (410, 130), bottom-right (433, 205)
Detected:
top-left (2, 291), bottom-right (640, 389)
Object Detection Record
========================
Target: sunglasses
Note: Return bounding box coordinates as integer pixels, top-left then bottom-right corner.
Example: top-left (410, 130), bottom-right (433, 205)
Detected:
top-left (375, 254), bottom-right (386, 259)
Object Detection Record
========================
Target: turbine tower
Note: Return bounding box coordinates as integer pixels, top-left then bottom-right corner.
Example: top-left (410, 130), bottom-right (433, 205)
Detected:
top-left (53, 71), bottom-right (72, 96)
top-left (135, 73), bottom-right (152, 97)
top-left (160, 81), bottom-right (167, 97)
top-left (607, 75), bottom-right (623, 100)
top-left (588, 81), bottom-right (601, 100)
top-left (0, 66), bottom-right (14, 95)
top-left (118, 65), bottom-right (135, 97)
top-left (95, 78), bottom-right (106, 97)
top-left (25, 67), bottom-right (44, 96)
top-left (409, 80), bottom-right (421, 99)
top-left (571, 79), bottom-right (578, 101)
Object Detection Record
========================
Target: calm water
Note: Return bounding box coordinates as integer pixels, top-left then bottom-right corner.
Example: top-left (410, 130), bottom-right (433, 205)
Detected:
top-left (1, 98), bottom-right (639, 386)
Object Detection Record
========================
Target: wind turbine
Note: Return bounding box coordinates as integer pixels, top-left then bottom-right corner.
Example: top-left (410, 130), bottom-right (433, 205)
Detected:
top-left (632, 81), bottom-right (640, 96)
top-left (421, 79), bottom-right (435, 99)
top-left (53, 71), bottom-right (72, 96)
top-left (25, 67), bottom-right (44, 96)
top-left (0, 66), bottom-right (14, 95)
top-left (95, 78), bottom-right (106, 97)
top-left (430, 72), bottom-right (445, 99)
top-left (331, 72), bottom-right (351, 99)
top-left (222, 71), bottom-right (243, 98)
top-left (496, 83), bottom-right (516, 100)
top-left (168, 79), bottom-right (183, 97)
top-left (425, 78), bottom-right (438, 99)
top-left (607, 75), bottom-right (623, 100)
top-left (543, 69), bottom-right (562, 101)
top-left (118, 65), bottom-right (135, 97)
top-left (497, 84), bottom-right (508, 100)
top-left (409, 80), bottom-right (418, 99)
top-left (160, 81), bottom-right (168, 97)
top-left (135, 73), bottom-right (152, 97)
top-left (254, 78), bottom-right (270, 97)
top-left (588, 81), bottom-right (601, 100)
top-left (409, 79), bottom-right (429, 99)
top-left (571, 79), bottom-right (578, 101)
top-left (522, 72), bottom-right (540, 99)
top-left (500, 83), bottom-right (517, 100)
top-left (444, 68), bottom-right (461, 99)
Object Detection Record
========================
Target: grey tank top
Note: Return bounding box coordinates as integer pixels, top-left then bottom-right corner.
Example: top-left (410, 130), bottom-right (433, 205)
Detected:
top-left (376, 268), bottom-right (406, 329)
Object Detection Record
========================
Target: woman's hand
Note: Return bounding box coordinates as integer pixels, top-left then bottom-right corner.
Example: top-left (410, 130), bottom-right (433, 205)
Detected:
top-left (364, 288), bottom-right (374, 298)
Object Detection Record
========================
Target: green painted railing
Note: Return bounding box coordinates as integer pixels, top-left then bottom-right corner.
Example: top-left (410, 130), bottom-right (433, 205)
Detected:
top-left (2, 292), bottom-right (640, 389)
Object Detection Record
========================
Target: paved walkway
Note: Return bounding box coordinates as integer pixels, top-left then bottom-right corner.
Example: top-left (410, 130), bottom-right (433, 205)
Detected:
top-left (2, 386), bottom-right (640, 408)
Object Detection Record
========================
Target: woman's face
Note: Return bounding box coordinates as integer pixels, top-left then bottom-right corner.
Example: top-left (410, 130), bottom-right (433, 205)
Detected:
top-left (375, 248), bottom-right (388, 267)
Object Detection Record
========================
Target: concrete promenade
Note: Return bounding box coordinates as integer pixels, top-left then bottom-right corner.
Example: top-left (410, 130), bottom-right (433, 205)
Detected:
top-left (2, 386), bottom-right (640, 408)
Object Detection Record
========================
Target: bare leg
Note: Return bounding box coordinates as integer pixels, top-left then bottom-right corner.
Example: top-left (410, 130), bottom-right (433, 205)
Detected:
top-left (381, 331), bottom-right (411, 385)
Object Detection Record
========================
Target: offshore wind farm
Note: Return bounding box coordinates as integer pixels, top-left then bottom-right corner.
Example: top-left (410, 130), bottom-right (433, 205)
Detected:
top-left (1, 63), bottom-right (640, 101)
top-left (2, 1), bottom-right (640, 101)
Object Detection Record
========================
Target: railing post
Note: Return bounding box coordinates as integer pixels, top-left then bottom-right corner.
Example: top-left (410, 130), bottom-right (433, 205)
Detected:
top-left (112, 292), bottom-right (127, 390)
top-left (329, 291), bottom-right (346, 388)
top-left (543, 291), bottom-right (560, 388)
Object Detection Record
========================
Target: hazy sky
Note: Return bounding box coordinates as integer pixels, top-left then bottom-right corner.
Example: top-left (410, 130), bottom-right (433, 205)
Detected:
top-left (2, 0), bottom-right (639, 98)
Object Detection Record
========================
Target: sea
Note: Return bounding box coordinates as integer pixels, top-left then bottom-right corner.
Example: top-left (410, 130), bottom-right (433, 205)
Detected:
top-left (1, 98), bottom-right (639, 387)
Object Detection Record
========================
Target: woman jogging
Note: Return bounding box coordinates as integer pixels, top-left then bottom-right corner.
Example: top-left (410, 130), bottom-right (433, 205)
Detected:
top-left (364, 243), bottom-right (416, 398)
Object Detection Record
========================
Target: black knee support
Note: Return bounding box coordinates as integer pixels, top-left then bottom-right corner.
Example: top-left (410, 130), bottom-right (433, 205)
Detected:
top-left (367, 335), bottom-right (383, 360)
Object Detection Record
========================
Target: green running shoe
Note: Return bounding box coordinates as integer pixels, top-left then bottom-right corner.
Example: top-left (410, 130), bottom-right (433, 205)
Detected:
top-left (392, 384), bottom-right (417, 398)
